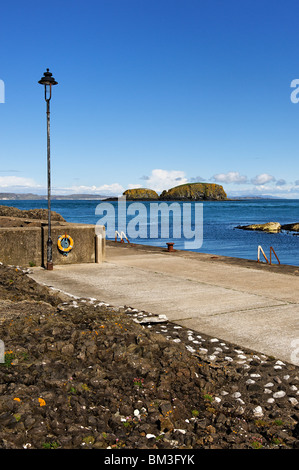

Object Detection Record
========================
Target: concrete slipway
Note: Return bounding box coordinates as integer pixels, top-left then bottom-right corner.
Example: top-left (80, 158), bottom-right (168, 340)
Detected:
top-left (29, 242), bottom-right (299, 366)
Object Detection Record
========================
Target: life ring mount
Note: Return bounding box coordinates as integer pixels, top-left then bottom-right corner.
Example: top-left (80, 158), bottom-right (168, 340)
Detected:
top-left (57, 234), bottom-right (74, 254)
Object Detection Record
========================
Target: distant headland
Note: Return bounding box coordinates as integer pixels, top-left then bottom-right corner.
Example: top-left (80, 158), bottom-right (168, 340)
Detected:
top-left (0, 188), bottom-right (286, 202)
top-left (0, 193), bottom-right (107, 201)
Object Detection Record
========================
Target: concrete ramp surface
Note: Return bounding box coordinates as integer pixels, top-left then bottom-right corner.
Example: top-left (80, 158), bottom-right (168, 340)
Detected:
top-left (29, 243), bottom-right (299, 365)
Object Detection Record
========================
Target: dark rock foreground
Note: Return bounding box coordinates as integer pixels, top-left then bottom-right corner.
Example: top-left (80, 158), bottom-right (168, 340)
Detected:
top-left (0, 264), bottom-right (298, 449)
top-left (0, 205), bottom-right (65, 222)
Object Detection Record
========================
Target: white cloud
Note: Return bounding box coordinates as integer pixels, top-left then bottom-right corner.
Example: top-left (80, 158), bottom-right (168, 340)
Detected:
top-left (251, 173), bottom-right (275, 185)
top-left (212, 171), bottom-right (248, 184)
top-left (0, 176), bottom-right (42, 190)
top-left (134, 169), bottom-right (188, 193)
top-left (60, 183), bottom-right (125, 195)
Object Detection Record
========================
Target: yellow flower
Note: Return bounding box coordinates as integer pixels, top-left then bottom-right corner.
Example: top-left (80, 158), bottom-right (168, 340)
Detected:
top-left (13, 397), bottom-right (21, 402)
top-left (38, 398), bottom-right (46, 407)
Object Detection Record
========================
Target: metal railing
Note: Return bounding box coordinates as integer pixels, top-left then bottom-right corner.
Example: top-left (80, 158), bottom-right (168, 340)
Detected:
top-left (115, 231), bottom-right (130, 244)
top-left (257, 245), bottom-right (280, 265)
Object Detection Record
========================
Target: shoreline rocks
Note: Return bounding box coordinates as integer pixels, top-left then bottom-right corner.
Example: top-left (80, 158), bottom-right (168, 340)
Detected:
top-left (236, 222), bottom-right (281, 233)
top-left (237, 221), bottom-right (299, 234)
top-left (0, 264), bottom-right (299, 449)
top-left (0, 205), bottom-right (65, 222)
top-left (281, 223), bottom-right (299, 232)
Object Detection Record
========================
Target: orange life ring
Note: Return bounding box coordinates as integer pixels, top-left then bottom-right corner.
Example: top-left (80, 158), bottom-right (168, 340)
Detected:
top-left (57, 234), bottom-right (74, 253)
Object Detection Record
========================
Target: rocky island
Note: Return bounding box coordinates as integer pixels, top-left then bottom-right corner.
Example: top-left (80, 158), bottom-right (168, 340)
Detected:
top-left (159, 183), bottom-right (227, 201)
top-left (123, 188), bottom-right (159, 200)
top-left (123, 183), bottom-right (227, 201)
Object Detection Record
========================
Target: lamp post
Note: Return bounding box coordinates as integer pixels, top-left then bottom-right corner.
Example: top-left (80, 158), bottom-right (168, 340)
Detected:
top-left (38, 69), bottom-right (58, 270)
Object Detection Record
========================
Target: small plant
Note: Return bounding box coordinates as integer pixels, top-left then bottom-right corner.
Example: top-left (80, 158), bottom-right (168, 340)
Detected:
top-left (133, 377), bottom-right (144, 388)
top-left (191, 409), bottom-right (199, 417)
top-left (81, 383), bottom-right (90, 392)
top-left (203, 393), bottom-right (213, 402)
top-left (82, 436), bottom-right (95, 446)
top-left (42, 441), bottom-right (59, 449)
top-left (251, 437), bottom-right (263, 449)
top-left (29, 261), bottom-right (36, 267)
top-left (274, 419), bottom-right (284, 426)
top-left (3, 350), bottom-right (15, 368)
top-left (254, 419), bottom-right (268, 427)
top-left (272, 437), bottom-right (284, 446)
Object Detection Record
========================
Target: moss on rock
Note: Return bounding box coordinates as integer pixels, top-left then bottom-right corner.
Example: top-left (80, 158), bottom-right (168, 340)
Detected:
top-left (159, 183), bottom-right (227, 201)
top-left (123, 188), bottom-right (159, 200)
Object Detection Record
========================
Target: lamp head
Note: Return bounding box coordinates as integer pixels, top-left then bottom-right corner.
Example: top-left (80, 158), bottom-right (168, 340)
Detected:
top-left (38, 68), bottom-right (58, 86)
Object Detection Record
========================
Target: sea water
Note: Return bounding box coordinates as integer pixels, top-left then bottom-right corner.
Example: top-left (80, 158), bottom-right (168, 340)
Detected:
top-left (1, 199), bottom-right (299, 266)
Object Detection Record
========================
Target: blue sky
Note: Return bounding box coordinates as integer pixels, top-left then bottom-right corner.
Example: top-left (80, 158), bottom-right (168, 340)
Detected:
top-left (1, 0), bottom-right (299, 198)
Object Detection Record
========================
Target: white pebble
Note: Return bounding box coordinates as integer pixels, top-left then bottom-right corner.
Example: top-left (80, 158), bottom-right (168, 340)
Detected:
top-left (273, 391), bottom-right (286, 399)
top-left (289, 398), bottom-right (298, 406)
top-left (237, 398), bottom-right (245, 405)
top-left (237, 354), bottom-right (247, 360)
top-left (267, 398), bottom-right (275, 404)
top-left (253, 406), bottom-right (263, 417)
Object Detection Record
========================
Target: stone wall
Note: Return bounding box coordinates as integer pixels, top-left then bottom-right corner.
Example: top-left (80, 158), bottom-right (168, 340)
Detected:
top-left (0, 218), bottom-right (105, 267)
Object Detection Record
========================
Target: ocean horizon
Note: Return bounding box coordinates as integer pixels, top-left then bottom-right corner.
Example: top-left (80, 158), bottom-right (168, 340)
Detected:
top-left (1, 198), bottom-right (299, 267)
